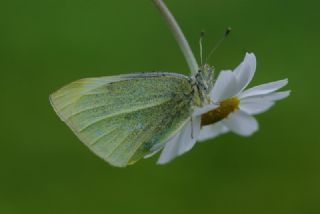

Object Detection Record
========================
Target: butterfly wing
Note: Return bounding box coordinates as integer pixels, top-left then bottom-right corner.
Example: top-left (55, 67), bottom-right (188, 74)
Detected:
top-left (50, 72), bottom-right (195, 167)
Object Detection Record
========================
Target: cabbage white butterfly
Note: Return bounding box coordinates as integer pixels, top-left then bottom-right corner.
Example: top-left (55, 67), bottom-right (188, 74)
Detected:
top-left (50, 0), bottom-right (215, 167)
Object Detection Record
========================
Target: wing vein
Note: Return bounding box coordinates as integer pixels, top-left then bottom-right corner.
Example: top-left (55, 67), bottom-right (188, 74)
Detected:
top-left (66, 97), bottom-right (171, 121)
top-left (75, 98), bottom-right (173, 133)
top-left (88, 126), bottom-right (119, 146)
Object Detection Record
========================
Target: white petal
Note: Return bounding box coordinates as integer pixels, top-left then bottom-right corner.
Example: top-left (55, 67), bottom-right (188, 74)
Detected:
top-left (176, 116), bottom-right (200, 155)
top-left (210, 70), bottom-right (240, 102)
top-left (198, 123), bottom-right (229, 142)
top-left (211, 53), bottom-right (257, 102)
top-left (240, 101), bottom-right (274, 115)
top-left (193, 103), bottom-right (219, 116)
top-left (157, 117), bottom-right (201, 165)
top-left (241, 91), bottom-right (290, 103)
top-left (233, 53), bottom-right (257, 93)
top-left (191, 116), bottom-right (201, 143)
top-left (222, 110), bottom-right (259, 136)
top-left (157, 131), bottom-right (181, 165)
top-left (239, 79), bottom-right (288, 99)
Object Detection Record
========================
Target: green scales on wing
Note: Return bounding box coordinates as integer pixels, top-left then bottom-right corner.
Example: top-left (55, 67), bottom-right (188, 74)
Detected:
top-left (50, 72), bottom-right (199, 167)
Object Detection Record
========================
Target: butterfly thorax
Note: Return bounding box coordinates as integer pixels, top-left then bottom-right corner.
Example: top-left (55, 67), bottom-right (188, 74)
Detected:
top-left (191, 64), bottom-right (214, 106)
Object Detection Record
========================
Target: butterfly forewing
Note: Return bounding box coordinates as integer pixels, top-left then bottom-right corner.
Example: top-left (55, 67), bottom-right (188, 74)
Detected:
top-left (50, 72), bottom-right (195, 167)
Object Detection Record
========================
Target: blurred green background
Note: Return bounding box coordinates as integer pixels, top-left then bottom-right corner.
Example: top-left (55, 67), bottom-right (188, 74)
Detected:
top-left (0, 0), bottom-right (319, 213)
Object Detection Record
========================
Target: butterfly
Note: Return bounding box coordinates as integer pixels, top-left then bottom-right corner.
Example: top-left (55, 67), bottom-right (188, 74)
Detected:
top-left (50, 65), bottom-right (215, 166)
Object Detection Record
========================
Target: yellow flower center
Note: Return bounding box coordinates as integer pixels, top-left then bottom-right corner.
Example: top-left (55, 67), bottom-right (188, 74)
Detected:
top-left (201, 97), bottom-right (240, 126)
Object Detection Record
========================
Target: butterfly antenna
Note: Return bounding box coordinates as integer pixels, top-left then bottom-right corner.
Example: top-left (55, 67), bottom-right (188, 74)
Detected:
top-left (205, 27), bottom-right (232, 63)
top-left (199, 31), bottom-right (205, 66)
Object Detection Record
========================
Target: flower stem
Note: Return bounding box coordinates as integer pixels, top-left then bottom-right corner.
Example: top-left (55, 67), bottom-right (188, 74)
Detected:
top-left (152, 0), bottom-right (199, 75)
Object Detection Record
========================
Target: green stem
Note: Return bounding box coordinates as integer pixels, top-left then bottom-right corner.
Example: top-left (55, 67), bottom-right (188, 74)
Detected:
top-left (152, 0), bottom-right (199, 75)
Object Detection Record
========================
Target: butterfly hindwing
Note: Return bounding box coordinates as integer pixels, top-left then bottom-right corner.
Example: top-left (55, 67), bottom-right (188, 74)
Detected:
top-left (50, 72), bottom-right (194, 167)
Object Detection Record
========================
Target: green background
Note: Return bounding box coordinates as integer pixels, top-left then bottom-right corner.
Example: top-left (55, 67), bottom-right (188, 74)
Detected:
top-left (0, 0), bottom-right (319, 213)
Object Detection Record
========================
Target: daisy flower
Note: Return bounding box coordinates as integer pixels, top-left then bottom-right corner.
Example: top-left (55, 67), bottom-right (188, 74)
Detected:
top-left (156, 53), bottom-right (290, 164)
